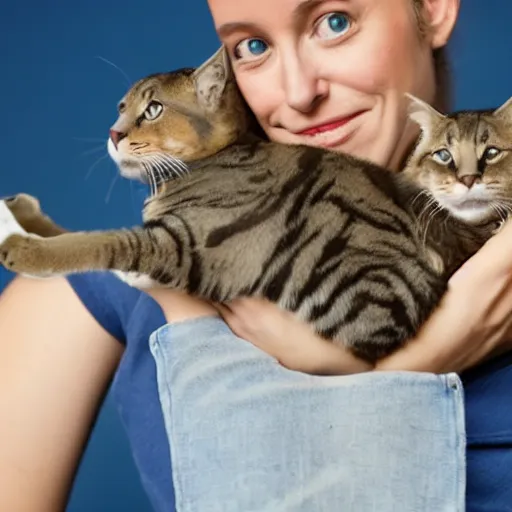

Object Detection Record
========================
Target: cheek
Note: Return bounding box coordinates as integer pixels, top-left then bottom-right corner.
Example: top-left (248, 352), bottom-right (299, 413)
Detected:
top-left (331, 13), bottom-right (427, 97)
top-left (234, 67), bottom-right (282, 129)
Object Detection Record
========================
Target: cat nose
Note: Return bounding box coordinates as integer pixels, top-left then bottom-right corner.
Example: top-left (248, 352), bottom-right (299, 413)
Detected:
top-left (459, 175), bottom-right (480, 189)
top-left (109, 129), bottom-right (127, 149)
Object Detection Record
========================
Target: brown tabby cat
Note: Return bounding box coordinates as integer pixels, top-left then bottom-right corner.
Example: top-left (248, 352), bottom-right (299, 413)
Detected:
top-left (0, 48), bottom-right (510, 361)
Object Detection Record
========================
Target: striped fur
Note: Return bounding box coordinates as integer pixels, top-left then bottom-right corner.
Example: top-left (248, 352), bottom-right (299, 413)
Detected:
top-left (0, 50), bottom-right (509, 361)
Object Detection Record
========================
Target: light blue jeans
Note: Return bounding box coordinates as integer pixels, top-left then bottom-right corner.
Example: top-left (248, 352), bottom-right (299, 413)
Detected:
top-left (149, 317), bottom-right (466, 512)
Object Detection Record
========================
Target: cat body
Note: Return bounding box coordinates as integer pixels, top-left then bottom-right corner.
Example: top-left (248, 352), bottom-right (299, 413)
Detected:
top-left (1, 48), bottom-right (509, 361)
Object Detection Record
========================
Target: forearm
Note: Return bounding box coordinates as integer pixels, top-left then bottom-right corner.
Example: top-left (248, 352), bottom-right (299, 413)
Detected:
top-left (0, 276), bottom-right (122, 510)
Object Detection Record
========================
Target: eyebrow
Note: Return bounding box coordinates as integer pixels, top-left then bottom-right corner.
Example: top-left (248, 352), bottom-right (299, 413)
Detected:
top-left (216, 0), bottom-right (341, 38)
top-left (217, 21), bottom-right (260, 38)
top-left (292, 0), bottom-right (328, 26)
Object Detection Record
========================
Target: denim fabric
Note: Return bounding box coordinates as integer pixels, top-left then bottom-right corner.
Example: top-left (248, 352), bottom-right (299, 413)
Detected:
top-left (149, 316), bottom-right (466, 512)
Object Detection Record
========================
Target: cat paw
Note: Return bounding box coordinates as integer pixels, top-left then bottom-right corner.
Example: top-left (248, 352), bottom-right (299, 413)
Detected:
top-left (4, 193), bottom-right (41, 220)
top-left (0, 200), bottom-right (28, 244)
top-left (0, 234), bottom-right (51, 276)
top-left (112, 270), bottom-right (161, 289)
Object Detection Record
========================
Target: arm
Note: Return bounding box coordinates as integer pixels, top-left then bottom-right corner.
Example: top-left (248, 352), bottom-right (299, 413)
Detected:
top-left (0, 276), bottom-right (122, 511)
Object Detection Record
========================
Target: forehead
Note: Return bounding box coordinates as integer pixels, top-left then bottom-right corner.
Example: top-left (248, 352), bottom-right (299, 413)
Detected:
top-left (443, 112), bottom-right (505, 143)
top-left (208, 0), bottom-right (402, 29)
top-left (119, 71), bottom-right (194, 109)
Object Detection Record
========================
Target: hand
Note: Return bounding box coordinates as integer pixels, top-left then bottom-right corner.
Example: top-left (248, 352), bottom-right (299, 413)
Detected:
top-left (377, 220), bottom-right (512, 373)
top-left (216, 299), bottom-right (372, 375)
top-left (217, 220), bottom-right (512, 376)
top-left (148, 220), bottom-right (512, 376)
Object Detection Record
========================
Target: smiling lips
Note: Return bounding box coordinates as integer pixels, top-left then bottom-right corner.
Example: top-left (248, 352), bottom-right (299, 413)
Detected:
top-left (297, 111), bottom-right (364, 136)
top-left (295, 111), bottom-right (365, 148)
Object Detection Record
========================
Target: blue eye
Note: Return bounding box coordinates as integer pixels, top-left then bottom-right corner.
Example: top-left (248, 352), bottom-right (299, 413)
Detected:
top-left (234, 38), bottom-right (269, 60)
top-left (432, 148), bottom-right (453, 165)
top-left (316, 12), bottom-right (351, 40)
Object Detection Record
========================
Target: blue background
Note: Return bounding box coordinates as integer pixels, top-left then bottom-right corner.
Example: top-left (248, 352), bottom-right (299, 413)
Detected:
top-left (0, 1), bottom-right (510, 510)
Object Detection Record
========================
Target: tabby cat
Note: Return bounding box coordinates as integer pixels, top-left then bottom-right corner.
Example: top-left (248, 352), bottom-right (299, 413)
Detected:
top-left (0, 47), bottom-right (510, 361)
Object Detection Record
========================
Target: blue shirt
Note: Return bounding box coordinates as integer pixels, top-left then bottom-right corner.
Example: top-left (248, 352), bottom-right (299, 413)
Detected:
top-left (67, 272), bottom-right (512, 511)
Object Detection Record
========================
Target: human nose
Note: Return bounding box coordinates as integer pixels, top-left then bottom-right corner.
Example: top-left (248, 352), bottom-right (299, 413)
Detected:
top-left (280, 52), bottom-right (328, 113)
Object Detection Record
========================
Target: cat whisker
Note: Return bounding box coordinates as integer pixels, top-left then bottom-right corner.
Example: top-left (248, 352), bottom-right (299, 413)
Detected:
top-left (72, 136), bottom-right (108, 143)
top-left (150, 154), bottom-right (186, 182)
top-left (95, 55), bottom-right (132, 89)
top-left (491, 201), bottom-right (511, 223)
top-left (147, 156), bottom-right (172, 184)
top-left (142, 163), bottom-right (158, 197)
top-left (161, 154), bottom-right (189, 176)
top-left (105, 172), bottom-right (120, 204)
top-left (150, 155), bottom-right (180, 180)
top-left (416, 195), bottom-right (437, 229)
top-left (421, 203), bottom-right (445, 247)
top-left (79, 144), bottom-right (107, 158)
top-left (85, 154), bottom-right (110, 180)
top-left (410, 189), bottom-right (432, 210)
top-left (416, 196), bottom-right (444, 247)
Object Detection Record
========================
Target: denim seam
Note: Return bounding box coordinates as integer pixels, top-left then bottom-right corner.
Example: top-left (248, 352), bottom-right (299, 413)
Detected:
top-left (149, 326), bottom-right (186, 512)
top-left (447, 374), bottom-right (467, 512)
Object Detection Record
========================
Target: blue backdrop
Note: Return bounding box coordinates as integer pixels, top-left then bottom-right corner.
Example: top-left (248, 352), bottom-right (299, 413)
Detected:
top-left (0, 1), bottom-right (510, 511)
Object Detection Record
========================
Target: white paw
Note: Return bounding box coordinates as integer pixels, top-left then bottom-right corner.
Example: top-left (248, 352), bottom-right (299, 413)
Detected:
top-left (112, 270), bottom-right (160, 289)
top-left (0, 200), bottom-right (27, 244)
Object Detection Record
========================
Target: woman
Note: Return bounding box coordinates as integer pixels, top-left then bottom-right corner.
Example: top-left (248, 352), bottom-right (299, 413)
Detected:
top-left (1, 0), bottom-right (511, 510)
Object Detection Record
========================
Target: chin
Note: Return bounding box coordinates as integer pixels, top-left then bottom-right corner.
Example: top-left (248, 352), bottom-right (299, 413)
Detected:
top-left (445, 204), bottom-right (497, 225)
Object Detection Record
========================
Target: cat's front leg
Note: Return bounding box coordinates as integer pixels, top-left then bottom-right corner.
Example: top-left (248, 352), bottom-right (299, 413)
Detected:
top-left (3, 193), bottom-right (66, 237)
top-left (0, 234), bottom-right (59, 277)
top-left (0, 227), bottom-right (168, 282)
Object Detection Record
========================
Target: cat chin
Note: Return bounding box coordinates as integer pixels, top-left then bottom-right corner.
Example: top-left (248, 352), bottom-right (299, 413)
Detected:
top-left (107, 139), bottom-right (146, 182)
top-left (445, 204), bottom-right (496, 225)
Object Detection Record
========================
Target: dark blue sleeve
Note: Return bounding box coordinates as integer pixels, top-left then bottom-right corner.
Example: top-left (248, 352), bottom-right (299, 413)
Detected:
top-left (67, 272), bottom-right (144, 345)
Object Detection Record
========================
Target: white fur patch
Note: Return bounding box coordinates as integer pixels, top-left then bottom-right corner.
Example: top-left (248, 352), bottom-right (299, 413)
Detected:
top-left (112, 270), bottom-right (161, 289)
top-left (0, 200), bottom-right (28, 243)
top-left (0, 200), bottom-right (47, 280)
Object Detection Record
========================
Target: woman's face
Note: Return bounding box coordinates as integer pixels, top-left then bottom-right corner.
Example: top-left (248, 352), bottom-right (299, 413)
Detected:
top-left (208, 0), bottom-right (456, 170)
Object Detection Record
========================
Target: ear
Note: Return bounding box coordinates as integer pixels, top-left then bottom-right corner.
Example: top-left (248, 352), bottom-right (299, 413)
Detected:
top-left (493, 96), bottom-right (512, 120)
top-left (406, 93), bottom-right (446, 137)
top-left (421, 0), bottom-right (460, 49)
top-left (192, 46), bottom-right (232, 114)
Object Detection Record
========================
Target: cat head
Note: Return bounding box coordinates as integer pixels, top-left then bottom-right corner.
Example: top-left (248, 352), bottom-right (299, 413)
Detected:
top-left (404, 95), bottom-right (512, 224)
top-left (107, 47), bottom-right (251, 183)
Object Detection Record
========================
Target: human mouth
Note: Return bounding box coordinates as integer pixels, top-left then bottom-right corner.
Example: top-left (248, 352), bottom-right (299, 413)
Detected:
top-left (295, 111), bottom-right (366, 148)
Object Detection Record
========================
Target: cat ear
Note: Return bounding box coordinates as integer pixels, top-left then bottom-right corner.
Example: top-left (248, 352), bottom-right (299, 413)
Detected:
top-left (493, 96), bottom-right (512, 119)
top-left (192, 46), bottom-right (232, 114)
top-left (406, 93), bottom-right (445, 137)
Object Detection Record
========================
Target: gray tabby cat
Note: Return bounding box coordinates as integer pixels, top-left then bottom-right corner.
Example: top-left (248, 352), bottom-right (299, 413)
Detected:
top-left (0, 48), bottom-right (510, 361)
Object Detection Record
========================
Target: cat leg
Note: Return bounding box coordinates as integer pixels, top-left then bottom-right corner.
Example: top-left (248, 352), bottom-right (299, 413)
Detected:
top-left (3, 194), bottom-right (67, 237)
top-left (0, 198), bottom-right (165, 288)
top-left (0, 226), bottom-right (182, 287)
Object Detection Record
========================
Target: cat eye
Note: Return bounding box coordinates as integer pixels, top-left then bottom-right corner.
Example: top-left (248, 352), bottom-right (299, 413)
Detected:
top-left (144, 101), bottom-right (163, 121)
top-left (432, 149), bottom-right (453, 166)
top-left (483, 146), bottom-right (502, 163)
